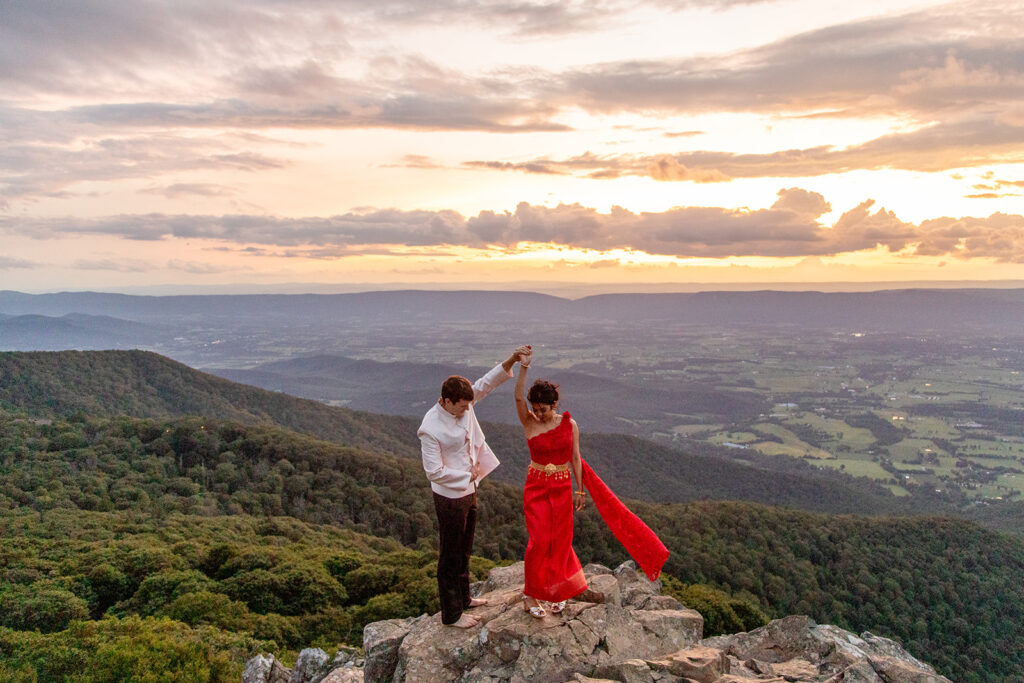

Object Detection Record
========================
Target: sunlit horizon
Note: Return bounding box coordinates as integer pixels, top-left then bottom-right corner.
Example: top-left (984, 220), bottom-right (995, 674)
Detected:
top-left (2, 0), bottom-right (1024, 292)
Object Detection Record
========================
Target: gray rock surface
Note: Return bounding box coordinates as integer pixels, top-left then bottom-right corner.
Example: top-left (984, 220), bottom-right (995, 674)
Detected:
top-left (242, 654), bottom-right (290, 683)
top-left (362, 613), bottom-right (428, 682)
top-left (364, 561), bottom-right (702, 682)
top-left (246, 561), bottom-right (951, 683)
top-left (702, 615), bottom-right (952, 683)
top-left (288, 648), bottom-right (329, 683)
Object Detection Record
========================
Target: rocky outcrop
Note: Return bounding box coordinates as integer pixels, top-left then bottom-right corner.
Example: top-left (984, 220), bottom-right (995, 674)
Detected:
top-left (697, 614), bottom-right (951, 682)
top-left (245, 561), bottom-right (951, 683)
top-left (243, 646), bottom-right (362, 683)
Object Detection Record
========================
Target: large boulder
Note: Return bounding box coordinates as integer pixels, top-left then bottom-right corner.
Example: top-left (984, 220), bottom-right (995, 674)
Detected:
top-left (363, 561), bottom-right (702, 683)
top-left (362, 614), bottom-right (428, 682)
top-left (242, 654), bottom-right (290, 683)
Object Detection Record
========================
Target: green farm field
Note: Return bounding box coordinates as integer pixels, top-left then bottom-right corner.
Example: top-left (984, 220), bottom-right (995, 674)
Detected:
top-left (652, 328), bottom-right (1024, 503)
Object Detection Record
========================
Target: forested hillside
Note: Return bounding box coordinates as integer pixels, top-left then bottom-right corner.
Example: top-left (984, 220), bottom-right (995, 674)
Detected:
top-left (0, 350), bottom-right (418, 457)
top-left (0, 350), bottom-right (926, 517)
top-left (1, 406), bottom-right (1022, 681)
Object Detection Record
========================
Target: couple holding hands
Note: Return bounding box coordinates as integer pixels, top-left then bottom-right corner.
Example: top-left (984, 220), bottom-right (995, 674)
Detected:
top-left (418, 345), bottom-right (668, 628)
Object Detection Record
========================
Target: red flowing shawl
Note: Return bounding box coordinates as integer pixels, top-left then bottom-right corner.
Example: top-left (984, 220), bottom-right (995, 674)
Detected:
top-left (582, 459), bottom-right (669, 581)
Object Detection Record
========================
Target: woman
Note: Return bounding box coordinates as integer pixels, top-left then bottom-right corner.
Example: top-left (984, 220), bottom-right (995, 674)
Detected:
top-left (514, 351), bottom-right (669, 618)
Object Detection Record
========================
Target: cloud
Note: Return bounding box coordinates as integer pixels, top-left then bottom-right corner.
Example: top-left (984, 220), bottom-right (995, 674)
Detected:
top-left (0, 0), bottom-right (762, 93)
top-left (916, 213), bottom-right (1024, 261)
top-left (6, 190), bottom-right (1024, 261)
top-left (462, 160), bottom-right (566, 175)
top-left (0, 209), bottom-right (471, 246)
top-left (771, 187), bottom-right (831, 218)
top-left (167, 259), bottom-right (246, 274)
top-left (7, 2), bottom-right (1019, 136)
top-left (465, 115), bottom-right (1024, 182)
top-left (646, 156), bottom-right (731, 183)
top-left (0, 0), bottom-right (567, 133)
top-left (554, 6), bottom-right (1024, 118)
top-left (967, 176), bottom-right (1024, 198)
top-left (73, 258), bottom-right (155, 272)
top-left (141, 183), bottom-right (237, 198)
top-left (0, 0), bottom-right (356, 99)
top-left (0, 255), bottom-right (38, 269)
top-left (385, 155), bottom-right (444, 169)
top-left (0, 131), bottom-right (288, 204)
top-left (1, 0), bottom-right (1021, 204)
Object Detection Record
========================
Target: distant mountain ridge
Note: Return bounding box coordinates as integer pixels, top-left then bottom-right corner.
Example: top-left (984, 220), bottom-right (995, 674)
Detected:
top-left (0, 312), bottom-right (165, 350)
top-left (211, 353), bottom-right (765, 426)
top-left (3, 288), bottom-right (1024, 330)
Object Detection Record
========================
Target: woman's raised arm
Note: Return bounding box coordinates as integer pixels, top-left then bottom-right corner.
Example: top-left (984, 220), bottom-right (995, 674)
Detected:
top-left (514, 356), bottom-right (533, 428)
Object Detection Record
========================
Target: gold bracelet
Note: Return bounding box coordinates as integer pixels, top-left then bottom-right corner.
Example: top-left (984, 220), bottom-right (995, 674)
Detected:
top-left (575, 490), bottom-right (586, 495)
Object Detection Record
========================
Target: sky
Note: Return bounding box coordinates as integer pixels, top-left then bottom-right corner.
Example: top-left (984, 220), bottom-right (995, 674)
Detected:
top-left (2, 0), bottom-right (1024, 293)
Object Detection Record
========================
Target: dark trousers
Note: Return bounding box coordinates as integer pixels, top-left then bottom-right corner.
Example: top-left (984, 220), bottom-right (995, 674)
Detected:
top-left (433, 491), bottom-right (477, 625)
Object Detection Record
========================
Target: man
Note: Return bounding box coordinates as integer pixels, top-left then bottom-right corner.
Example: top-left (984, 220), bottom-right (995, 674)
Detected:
top-left (418, 345), bottom-right (530, 628)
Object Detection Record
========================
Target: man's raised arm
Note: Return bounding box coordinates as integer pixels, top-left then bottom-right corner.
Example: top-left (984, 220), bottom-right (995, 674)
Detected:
top-left (471, 345), bottom-right (531, 403)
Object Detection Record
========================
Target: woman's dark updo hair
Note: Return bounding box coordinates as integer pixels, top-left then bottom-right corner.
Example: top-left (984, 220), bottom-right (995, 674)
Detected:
top-left (527, 379), bottom-right (560, 405)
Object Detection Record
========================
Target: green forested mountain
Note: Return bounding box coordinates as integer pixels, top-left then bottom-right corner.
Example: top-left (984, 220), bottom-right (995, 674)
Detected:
top-left (0, 350), bottom-right (915, 517)
top-left (0, 350), bottom-right (418, 457)
top-left (1, 350), bottom-right (1023, 681)
top-left (1, 408), bottom-right (1022, 681)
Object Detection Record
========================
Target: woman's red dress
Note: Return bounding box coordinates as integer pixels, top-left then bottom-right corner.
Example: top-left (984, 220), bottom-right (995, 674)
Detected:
top-left (523, 412), bottom-right (669, 603)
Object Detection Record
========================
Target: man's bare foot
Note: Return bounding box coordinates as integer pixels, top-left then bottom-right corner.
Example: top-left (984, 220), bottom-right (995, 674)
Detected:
top-left (467, 597), bottom-right (488, 608)
top-left (447, 613), bottom-right (479, 629)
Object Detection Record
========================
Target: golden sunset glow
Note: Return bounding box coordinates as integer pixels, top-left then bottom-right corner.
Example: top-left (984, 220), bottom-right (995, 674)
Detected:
top-left (2, 0), bottom-right (1024, 292)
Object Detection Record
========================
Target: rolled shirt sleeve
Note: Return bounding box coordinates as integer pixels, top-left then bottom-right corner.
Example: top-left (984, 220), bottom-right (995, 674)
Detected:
top-left (419, 431), bottom-right (473, 490)
top-left (471, 363), bottom-right (513, 403)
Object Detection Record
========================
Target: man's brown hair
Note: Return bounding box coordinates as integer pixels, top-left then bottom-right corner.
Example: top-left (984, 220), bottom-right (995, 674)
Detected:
top-left (441, 375), bottom-right (474, 403)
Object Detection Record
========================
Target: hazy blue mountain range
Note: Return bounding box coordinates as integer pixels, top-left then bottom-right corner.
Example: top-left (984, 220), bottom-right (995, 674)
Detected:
top-left (0, 313), bottom-right (166, 351)
top-left (3, 288), bottom-right (1024, 330)
top-left (209, 354), bottom-right (765, 426)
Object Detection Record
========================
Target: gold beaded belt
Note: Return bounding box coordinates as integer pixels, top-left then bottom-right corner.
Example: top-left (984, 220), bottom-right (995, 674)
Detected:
top-left (528, 461), bottom-right (571, 479)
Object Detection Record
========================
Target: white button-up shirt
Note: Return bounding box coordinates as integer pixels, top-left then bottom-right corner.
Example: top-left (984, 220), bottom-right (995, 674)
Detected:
top-left (418, 363), bottom-right (512, 498)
